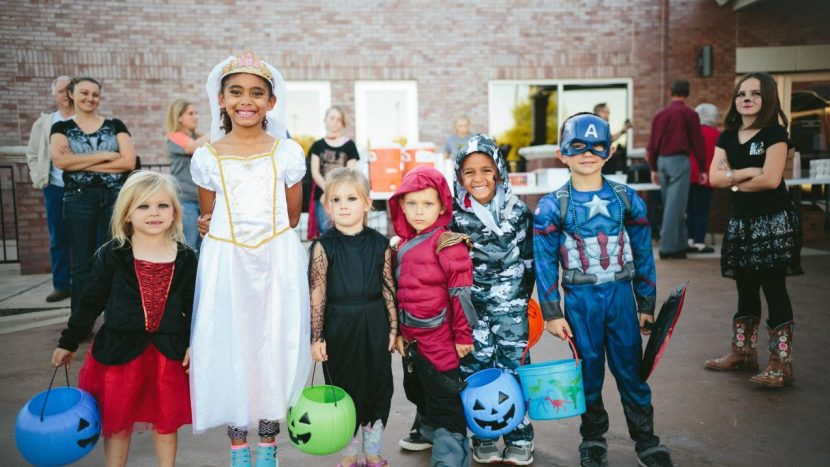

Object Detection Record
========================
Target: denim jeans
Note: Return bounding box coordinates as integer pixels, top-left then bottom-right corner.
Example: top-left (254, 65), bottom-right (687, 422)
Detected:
top-left (43, 184), bottom-right (70, 291)
top-left (63, 187), bottom-right (118, 317)
top-left (686, 184), bottom-right (712, 244)
top-left (180, 199), bottom-right (202, 251)
top-left (315, 199), bottom-right (332, 235)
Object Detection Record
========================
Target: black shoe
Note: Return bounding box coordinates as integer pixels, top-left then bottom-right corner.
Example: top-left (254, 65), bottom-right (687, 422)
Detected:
top-left (637, 448), bottom-right (676, 467)
top-left (399, 430), bottom-right (432, 451)
top-left (46, 289), bottom-right (70, 302)
top-left (579, 445), bottom-right (608, 467)
top-left (658, 251), bottom-right (687, 259)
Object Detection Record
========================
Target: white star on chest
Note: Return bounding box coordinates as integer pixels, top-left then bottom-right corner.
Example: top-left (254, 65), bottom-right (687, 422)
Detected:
top-left (582, 195), bottom-right (611, 220)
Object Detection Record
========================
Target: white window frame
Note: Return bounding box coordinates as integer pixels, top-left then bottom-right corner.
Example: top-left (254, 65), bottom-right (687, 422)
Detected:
top-left (354, 80), bottom-right (419, 150)
top-left (284, 80), bottom-right (331, 138)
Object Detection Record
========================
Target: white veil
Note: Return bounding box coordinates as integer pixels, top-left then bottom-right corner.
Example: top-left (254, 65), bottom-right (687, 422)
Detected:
top-left (205, 55), bottom-right (289, 142)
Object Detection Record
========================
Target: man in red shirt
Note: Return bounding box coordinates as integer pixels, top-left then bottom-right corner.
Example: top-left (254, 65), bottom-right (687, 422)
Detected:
top-left (647, 80), bottom-right (707, 259)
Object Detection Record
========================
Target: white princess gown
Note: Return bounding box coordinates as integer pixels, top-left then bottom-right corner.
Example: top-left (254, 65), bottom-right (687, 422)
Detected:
top-left (189, 139), bottom-right (311, 433)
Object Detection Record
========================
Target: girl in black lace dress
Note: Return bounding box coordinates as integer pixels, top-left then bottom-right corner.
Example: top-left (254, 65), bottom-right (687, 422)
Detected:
top-left (704, 72), bottom-right (802, 388)
top-left (308, 168), bottom-right (399, 467)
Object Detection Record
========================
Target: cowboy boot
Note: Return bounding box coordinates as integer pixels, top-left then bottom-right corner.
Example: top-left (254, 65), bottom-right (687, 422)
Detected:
top-left (704, 316), bottom-right (759, 371)
top-left (750, 321), bottom-right (795, 387)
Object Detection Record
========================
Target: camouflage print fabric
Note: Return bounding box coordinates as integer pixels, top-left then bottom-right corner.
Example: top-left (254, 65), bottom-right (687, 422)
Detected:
top-left (451, 134), bottom-right (535, 446)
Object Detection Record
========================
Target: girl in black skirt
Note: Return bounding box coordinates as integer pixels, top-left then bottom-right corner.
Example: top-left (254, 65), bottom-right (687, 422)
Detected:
top-left (704, 72), bottom-right (802, 387)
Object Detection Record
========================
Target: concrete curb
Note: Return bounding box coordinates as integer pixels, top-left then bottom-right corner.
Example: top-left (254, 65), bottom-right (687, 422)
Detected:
top-left (0, 308), bottom-right (69, 335)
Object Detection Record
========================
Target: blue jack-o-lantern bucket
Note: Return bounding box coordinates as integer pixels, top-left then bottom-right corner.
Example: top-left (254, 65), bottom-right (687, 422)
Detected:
top-left (15, 366), bottom-right (101, 466)
top-left (461, 368), bottom-right (526, 438)
top-left (286, 363), bottom-right (356, 456)
top-left (516, 335), bottom-right (586, 420)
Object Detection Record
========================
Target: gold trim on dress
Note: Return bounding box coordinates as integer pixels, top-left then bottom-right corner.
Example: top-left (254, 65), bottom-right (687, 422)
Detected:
top-left (205, 140), bottom-right (287, 249)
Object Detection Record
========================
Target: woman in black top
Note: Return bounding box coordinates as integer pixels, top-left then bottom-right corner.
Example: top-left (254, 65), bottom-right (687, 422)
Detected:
top-left (50, 77), bottom-right (136, 318)
top-left (308, 106), bottom-right (360, 238)
top-left (704, 72), bottom-right (801, 387)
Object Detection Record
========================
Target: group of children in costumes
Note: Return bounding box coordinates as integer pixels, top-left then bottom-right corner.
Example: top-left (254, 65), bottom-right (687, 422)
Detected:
top-left (50, 50), bottom-right (799, 467)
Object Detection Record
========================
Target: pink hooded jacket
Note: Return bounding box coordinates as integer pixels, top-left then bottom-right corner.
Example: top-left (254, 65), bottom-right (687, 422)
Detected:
top-left (389, 167), bottom-right (476, 372)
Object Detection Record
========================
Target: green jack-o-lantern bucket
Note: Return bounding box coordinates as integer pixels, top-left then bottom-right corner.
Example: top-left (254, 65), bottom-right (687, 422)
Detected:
top-left (287, 364), bottom-right (356, 456)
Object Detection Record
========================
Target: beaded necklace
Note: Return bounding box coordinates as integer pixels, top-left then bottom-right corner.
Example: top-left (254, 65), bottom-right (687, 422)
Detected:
top-left (567, 177), bottom-right (626, 261)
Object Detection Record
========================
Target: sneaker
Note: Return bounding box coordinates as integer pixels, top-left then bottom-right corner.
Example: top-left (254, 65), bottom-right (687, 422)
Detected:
top-left (472, 439), bottom-right (502, 464)
top-left (46, 289), bottom-right (70, 302)
top-left (399, 430), bottom-right (432, 451)
top-left (637, 448), bottom-right (676, 467)
top-left (502, 444), bottom-right (534, 465)
top-left (579, 445), bottom-right (608, 467)
top-left (254, 444), bottom-right (277, 467)
top-left (230, 446), bottom-right (252, 467)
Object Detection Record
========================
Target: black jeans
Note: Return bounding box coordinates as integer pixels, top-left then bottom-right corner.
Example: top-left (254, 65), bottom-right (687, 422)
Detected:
top-left (64, 187), bottom-right (118, 317)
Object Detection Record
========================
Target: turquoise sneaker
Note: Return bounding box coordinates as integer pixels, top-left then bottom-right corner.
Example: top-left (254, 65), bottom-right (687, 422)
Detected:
top-left (254, 444), bottom-right (278, 467)
top-left (230, 446), bottom-right (251, 467)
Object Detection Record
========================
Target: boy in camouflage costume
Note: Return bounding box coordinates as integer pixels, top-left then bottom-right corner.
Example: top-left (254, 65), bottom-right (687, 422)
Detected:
top-left (453, 134), bottom-right (536, 464)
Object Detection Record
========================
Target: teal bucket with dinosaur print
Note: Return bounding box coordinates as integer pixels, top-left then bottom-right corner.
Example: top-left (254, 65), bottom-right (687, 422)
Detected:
top-left (516, 335), bottom-right (585, 420)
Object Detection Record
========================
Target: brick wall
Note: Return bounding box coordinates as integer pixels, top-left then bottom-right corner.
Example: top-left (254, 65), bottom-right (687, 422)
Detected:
top-left (2, 0), bottom-right (828, 272)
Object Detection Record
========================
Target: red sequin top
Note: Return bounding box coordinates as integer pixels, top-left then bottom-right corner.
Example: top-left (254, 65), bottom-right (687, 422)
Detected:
top-left (133, 260), bottom-right (175, 333)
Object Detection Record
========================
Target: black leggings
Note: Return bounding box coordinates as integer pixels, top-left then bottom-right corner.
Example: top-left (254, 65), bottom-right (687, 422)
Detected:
top-left (733, 267), bottom-right (793, 328)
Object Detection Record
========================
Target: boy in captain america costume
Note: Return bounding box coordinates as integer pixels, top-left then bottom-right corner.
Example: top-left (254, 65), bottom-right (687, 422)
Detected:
top-left (533, 113), bottom-right (675, 467)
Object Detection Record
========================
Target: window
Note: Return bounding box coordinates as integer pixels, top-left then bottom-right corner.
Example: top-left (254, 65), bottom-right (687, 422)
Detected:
top-left (488, 79), bottom-right (633, 159)
top-left (354, 81), bottom-right (419, 149)
top-left (284, 81), bottom-right (331, 139)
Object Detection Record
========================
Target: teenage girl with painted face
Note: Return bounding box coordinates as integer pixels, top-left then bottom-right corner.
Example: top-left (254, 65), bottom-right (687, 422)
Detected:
top-left (53, 171), bottom-right (196, 467)
top-left (188, 52), bottom-right (311, 467)
top-left (704, 72), bottom-right (801, 388)
top-left (308, 168), bottom-right (398, 467)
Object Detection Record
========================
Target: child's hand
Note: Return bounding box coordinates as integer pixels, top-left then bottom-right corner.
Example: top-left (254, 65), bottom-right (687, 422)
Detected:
top-left (545, 318), bottom-right (573, 340)
top-left (197, 213), bottom-right (212, 237)
top-left (311, 341), bottom-right (328, 362)
top-left (639, 313), bottom-right (655, 335)
top-left (394, 336), bottom-right (406, 356)
top-left (52, 348), bottom-right (73, 368)
top-left (455, 343), bottom-right (474, 359)
top-left (182, 348), bottom-right (191, 374)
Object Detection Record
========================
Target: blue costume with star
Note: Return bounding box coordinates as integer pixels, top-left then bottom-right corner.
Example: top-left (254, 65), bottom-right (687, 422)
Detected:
top-left (533, 177), bottom-right (663, 455)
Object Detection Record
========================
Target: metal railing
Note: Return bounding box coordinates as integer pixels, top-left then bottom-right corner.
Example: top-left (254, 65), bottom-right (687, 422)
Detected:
top-left (0, 164), bottom-right (19, 263)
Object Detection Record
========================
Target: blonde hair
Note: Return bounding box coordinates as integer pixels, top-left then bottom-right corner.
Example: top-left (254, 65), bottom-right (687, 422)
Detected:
top-left (165, 98), bottom-right (196, 135)
top-left (323, 168), bottom-right (372, 225)
top-left (325, 105), bottom-right (348, 128)
top-left (111, 171), bottom-right (184, 246)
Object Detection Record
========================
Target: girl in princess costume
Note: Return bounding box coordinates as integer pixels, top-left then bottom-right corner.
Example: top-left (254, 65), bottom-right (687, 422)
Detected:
top-left (188, 51), bottom-right (312, 467)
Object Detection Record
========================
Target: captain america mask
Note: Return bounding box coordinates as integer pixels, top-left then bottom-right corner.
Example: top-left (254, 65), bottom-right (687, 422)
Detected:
top-left (559, 113), bottom-right (612, 158)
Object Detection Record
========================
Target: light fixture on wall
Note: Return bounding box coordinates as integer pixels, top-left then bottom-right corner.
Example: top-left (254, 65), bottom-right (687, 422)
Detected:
top-left (698, 45), bottom-right (714, 77)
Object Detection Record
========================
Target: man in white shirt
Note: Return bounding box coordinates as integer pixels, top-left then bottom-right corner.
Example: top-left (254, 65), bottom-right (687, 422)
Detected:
top-left (26, 76), bottom-right (73, 302)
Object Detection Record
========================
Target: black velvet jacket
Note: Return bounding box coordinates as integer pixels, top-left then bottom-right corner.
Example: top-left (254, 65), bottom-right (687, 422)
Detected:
top-left (58, 240), bottom-right (197, 365)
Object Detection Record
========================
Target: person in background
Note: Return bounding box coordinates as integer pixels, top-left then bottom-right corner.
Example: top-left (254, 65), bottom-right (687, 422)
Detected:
top-left (308, 106), bottom-right (360, 238)
top-left (26, 75), bottom-right (73, 303)
top-left (594, 103), bottom-right (632, 176)
top-left (164, 98), bottom-right (210, 250)
top-left (51, 77), bottom-right (137, 318)
top-left (646, 80), bottom-right (707, 260)
top-left (686, 103), bottom-right (720, 254)
top-left (443, 114), bottom-right (474, 159)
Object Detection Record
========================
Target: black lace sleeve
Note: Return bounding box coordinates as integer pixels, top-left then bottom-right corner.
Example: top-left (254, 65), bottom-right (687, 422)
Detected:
top-left (382, 246), bottom-right (398, 336)
top-left (308, 241), bottom-right (328, 343)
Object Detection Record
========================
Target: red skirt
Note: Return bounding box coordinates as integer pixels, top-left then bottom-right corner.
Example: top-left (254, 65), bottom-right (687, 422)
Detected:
top-left (79, 343), bottom-right (192, 438)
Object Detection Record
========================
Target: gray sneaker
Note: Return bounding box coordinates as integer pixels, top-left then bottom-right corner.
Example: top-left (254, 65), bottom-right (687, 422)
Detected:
top-left (503, 444), bottom-right (534, 465)
top-left (472, 439), bottom-right (502, 464)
